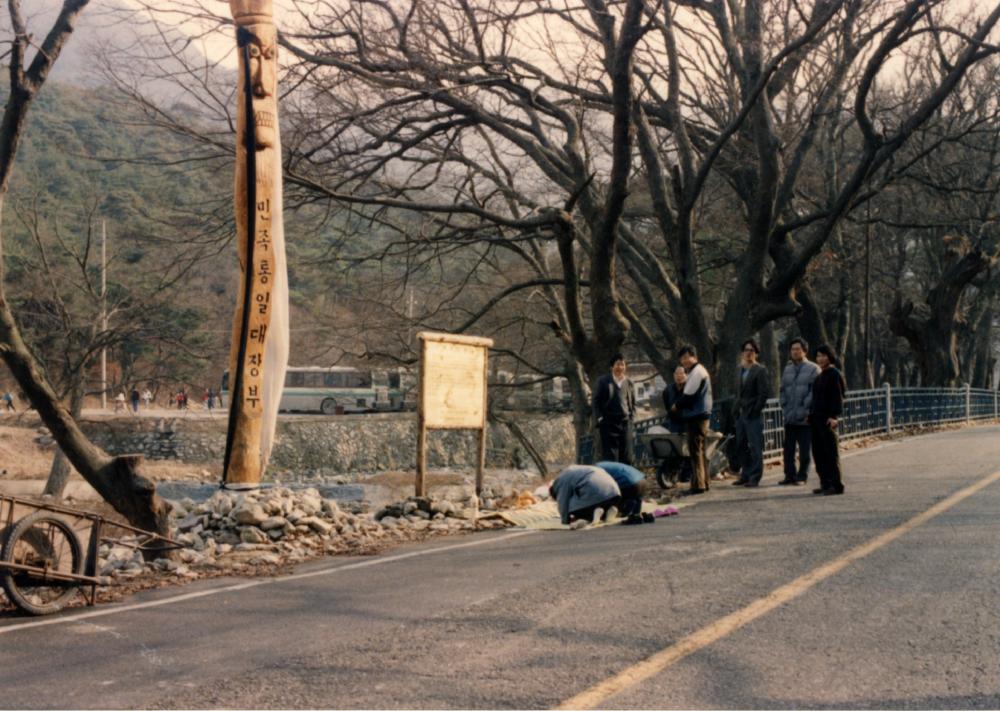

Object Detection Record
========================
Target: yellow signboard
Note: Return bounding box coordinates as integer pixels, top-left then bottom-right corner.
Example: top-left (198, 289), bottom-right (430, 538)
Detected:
top-left (416, 332), bottom-right (493, 496)
top-left (422, 340), bottom-right (487, 429)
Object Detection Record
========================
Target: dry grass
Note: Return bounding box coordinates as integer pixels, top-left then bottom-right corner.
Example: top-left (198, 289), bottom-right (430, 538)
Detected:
top-left (0, 425), bottom-right (216, 482)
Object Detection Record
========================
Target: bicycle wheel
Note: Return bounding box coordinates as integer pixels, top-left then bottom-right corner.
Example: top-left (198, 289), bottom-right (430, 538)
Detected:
top-left (1, 512), bottom-right (83, 615)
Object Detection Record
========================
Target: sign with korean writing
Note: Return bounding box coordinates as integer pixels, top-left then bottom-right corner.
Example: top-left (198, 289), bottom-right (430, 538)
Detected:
top-left (415, 332), bottom-right (493, 497)
top-left (421, 336), bottom-right (490, 429)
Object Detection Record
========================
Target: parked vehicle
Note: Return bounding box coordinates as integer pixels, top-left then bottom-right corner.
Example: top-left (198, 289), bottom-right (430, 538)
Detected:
top-left (221, 366), bottom-right (408, 414)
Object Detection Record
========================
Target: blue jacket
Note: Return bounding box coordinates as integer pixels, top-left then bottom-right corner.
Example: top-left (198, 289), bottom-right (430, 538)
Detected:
top-left (595, 461), bottom-right (644, 489)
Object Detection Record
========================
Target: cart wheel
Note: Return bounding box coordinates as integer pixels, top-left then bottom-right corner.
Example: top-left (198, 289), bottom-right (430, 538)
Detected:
top-left (1, 512), bottom-right (83, 616)
top-left (656, 462), bottom-right (679, 489)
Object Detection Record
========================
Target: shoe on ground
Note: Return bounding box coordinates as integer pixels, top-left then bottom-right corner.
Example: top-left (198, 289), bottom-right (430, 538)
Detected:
top-left (778, 479), bottom-right (795, 486)
top-left (812, 488), bottom-right (829, 495)
top-left (680, 488), bottom-right (707, 497)
top-left (605, 506), bottom-right (619, 522)
top-left (624, 513), bottom-right (643, 525)
top-left (732, 479), bottom-right (746, 486)
top-left (822, 487), bottom-right (845, 496)
top-left (591, 507), bottom-right (605, 524)
top-left (569, 519), bottom-right (589, 530)
top-left (641, 512), bottom-right (655, 524)
top-left (744, 482), bottom-right (759, 488)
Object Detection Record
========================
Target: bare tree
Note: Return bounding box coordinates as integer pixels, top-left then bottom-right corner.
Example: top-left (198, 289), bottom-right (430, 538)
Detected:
top-left (0, 0), bottom-right (170, 536)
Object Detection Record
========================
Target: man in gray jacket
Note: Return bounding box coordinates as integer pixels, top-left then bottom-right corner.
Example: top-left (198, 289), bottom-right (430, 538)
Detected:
top-left (549, 465), bottom-right (622, 526)
top-left (779, 337), bottom-right (821, 485)
top-left (732, 338), bottom-right (770, 487)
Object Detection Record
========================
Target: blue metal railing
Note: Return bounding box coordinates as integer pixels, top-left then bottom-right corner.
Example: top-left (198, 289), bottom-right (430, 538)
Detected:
top-left (579, 384), bottom-right (1000, 466)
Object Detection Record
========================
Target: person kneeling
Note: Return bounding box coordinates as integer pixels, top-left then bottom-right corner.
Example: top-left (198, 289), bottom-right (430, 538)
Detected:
top-left (549, 465), bottom-right (622, 527)
top-left (596, 460), bottom-right (653, 524)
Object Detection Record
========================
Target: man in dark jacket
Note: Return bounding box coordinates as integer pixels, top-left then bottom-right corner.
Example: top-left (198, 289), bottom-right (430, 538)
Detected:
top-left (593, 353), bottom-right (636, 465)
top-left (732, 338), bottom-right (771, 487)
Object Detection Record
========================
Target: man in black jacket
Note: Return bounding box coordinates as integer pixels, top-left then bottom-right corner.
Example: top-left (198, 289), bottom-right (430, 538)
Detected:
top-left (592, 353), bottom-right (636, 465)
top-left (732, 338), bottom-right (771, 487)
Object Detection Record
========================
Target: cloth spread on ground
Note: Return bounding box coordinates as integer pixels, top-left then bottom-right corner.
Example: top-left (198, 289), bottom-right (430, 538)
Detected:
top-left (482, 499), bottom-right (689, 530)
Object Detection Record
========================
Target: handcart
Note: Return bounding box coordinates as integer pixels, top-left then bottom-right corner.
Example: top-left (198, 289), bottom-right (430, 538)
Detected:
top-left (639, 427), bottom-right (731, 489)
top-left (0, 494), bottom-right (181, 616)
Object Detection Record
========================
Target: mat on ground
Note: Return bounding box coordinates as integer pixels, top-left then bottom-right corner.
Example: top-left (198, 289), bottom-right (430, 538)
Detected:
top-left (481, 500), bottom-right (686, 530)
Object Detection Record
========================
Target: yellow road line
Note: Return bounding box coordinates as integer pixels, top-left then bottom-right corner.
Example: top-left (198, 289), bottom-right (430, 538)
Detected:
top-left (557, 467), bottom-right (1000, 710)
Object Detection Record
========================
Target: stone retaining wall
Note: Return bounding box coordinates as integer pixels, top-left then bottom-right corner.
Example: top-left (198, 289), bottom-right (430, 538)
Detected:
top-left (74, 413), bottom-right (575, 477)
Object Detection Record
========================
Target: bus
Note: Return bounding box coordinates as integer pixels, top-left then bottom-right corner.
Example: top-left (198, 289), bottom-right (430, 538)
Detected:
top-left (221, 366), bottom-right (408, 414)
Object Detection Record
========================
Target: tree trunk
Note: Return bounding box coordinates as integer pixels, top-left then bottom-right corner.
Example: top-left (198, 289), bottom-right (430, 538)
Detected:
top-left (489, 409), bottom-right (549, 479)
top-left (759, 322), bottom-right (780, 395)
top-left (0, 301), bottom-right (171, 536)
top-left (793, 281), bottom-right (831, 354)
top-left (42, 379), bottom-right (85, 499)
top-left (970, 297), bottom-right (994, 389)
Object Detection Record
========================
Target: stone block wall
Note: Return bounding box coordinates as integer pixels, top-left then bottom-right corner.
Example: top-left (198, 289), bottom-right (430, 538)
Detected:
top-left (76, 413), bottom-right (575, 477)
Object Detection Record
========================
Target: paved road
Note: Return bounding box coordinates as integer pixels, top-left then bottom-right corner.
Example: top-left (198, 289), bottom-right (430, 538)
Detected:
top-left (3, 426), bottom-right (1000, 709)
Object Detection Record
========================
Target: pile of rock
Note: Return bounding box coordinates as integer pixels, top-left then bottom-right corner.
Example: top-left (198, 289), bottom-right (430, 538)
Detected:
top-left (93, 486), bottom-right (511, 585)
top-left (373, 495), bottom-right (508, 533)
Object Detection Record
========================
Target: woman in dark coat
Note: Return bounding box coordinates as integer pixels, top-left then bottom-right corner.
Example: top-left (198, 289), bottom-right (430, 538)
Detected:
top-left (661, 366), bottom-right (687, 434)
top-left (809, 344), bottom-right (846, 495)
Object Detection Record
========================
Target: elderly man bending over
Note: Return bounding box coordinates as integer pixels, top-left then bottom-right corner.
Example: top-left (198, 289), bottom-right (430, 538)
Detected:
top-left (549, 465), bottom-right (621, 526)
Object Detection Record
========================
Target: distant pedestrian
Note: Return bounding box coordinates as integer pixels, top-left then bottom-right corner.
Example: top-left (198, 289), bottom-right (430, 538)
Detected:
top-left (2, 391), bottom-right (14, 412)
top-left (206, 388), bottom-right (215, 411)
top-left (142, 388), bottom-right (153, 408)
top-left (672, 345), bottom-right (713, 496)
top-left (732, 339), bottom-right (770, 488)
top-left (592, 353), bottom-right (636, 465)
top-left (548, 465), bottom-right (621, 527)
top-left (130, 388), bottom-right (140, 413)
top-left (779, 338), bottom-right (821, 485)
top-left (182, 391), bottom-right (189, 410)
top-left (810, 344), bottom-right (846, 496)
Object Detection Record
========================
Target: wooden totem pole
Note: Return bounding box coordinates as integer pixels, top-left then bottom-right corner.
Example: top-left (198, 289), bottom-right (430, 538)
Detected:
top-left (223, 0), bottom-right (289, 487)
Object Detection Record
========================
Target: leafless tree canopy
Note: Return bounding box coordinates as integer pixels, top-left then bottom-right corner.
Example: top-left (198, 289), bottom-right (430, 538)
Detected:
top-left (37, 1), bottom-right (1000, 438)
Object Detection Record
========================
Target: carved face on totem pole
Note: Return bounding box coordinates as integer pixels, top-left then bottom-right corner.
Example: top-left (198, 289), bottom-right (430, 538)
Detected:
top-left (231, 0), bottom-right (277, 150)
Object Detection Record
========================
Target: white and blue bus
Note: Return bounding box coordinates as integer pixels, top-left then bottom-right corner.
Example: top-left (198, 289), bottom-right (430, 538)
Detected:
top-left (221, 366), bottom-right (408, 414)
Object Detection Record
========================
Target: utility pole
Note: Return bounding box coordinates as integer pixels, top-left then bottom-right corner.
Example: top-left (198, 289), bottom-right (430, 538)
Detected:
top-left (864, 203), bottom-right (873, 388)
top-left (100, 220), bottom-right (107, 410)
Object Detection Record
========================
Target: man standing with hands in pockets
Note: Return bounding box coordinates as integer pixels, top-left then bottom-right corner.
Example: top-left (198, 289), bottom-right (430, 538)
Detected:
top-left (732, 339), bottom-right (770, 488)
top-left (593, 353), bottom-right (636, 465)
top-left (779, 338), bottom-right (821, 485)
